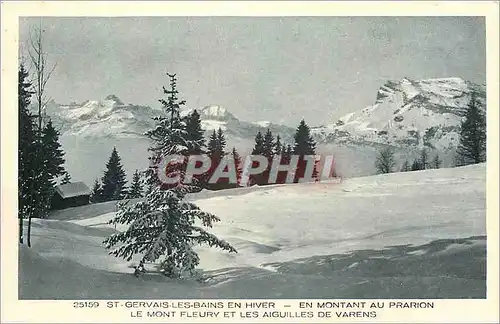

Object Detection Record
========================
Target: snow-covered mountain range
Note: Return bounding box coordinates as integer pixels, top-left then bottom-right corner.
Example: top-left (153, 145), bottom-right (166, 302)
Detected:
top-left (44, 77), bottom-right (486, 185)
top-left (47, 96), bottom-right (295, 142)
top-left (312, 77), bottom-right (486, 151)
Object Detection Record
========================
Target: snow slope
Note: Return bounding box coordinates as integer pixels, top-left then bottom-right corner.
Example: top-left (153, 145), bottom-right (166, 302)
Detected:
top-left (19, 164), bottom-right (486, 299)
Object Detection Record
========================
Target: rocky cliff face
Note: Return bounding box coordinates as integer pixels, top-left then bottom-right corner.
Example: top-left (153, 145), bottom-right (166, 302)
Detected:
top-left (311, 77), bottom-right (486, 152)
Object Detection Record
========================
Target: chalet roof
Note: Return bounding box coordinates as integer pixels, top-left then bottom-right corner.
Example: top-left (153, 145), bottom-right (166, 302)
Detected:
top-left (55, 182), bottom-right (91, 199)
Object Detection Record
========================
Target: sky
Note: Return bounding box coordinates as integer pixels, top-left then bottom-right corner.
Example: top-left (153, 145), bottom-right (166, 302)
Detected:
top-left (19, 17), bottom-right (485, 126)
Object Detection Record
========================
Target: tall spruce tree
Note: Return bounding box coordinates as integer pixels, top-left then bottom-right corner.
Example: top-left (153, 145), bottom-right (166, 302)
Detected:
top-left (101, 147), bottom-right (128, 201)
top-left (375, 147), bottom-right (396, 174)
top-left (184, 109), bottom-right (205, 155)
top-left (292, 120), bottom-right (317, 182)
top-left (144, 73), bottom-right (190, 191)
top-left (35, 119), bottom-right (67, 218)
top-left (104, 73), bottom-right (236, 277)
top-left (18, 64), bottom-right (36, 244)
top-left (41, 120), bottom-right (66, 179)
top-left (456, 94), bottom-right (486, 165)
top-left (128, 170), bottom-right (144, 199)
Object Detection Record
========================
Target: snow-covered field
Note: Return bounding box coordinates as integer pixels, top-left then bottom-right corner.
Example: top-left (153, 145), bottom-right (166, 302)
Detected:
top-left (19, 164), bottom-right (486, 299)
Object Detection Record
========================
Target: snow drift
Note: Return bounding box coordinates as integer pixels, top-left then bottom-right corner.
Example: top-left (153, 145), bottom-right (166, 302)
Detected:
top-left (19, 164), bottom-right (486, 299)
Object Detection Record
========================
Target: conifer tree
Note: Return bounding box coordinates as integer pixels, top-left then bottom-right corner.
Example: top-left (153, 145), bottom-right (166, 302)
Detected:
top-left (431, 154), bottom-right (442, 169)
top-left (375, 147), bottom-right (396, 174)
top-left (128, 170), bottom-right (144, 199)
top-left (274, 135), bottom-right (282, 155)
top-left (18, 64), bottom-right (36, 244)
top-left (456, 94), bottom-right (486, 165)
top-left (292, 120), bottom-right (318, 182)
top-left (231, 147), bottom-right (243, 186)
top-left (260, 129), bottom-right (276, 185)
top-left (274, 143), bottom-right (293, 184)
top-left (216, 128), bottom-right (227, 156)
top-left (207, 130), bottom-right (219, 159)
top-left (419, 148), bottom-right (429, 170)
top-left (248, 131), bottom-right (266, 185)
top-left (411, 159), bottom-right (422, 171)
top-left (100, 147), bottom-right (128, 201)
top-left (262, 129), bottom-right (275, 159)
top-left (34, 119), bottom-right (68, 217)
top-left (144, 73), bottom-right (190, 191)
top-left (90, 178), bottom-right (102, 203)
top-left (293, 120), bottom-right (317, 156)
top-left (400, 160), bottom-right (410, 172)
top-left (184, 109), bottom-right (205, 155)
top-left (41, 120), bottom-right (66, 179)
top-left (205, 128), bottom-right (228, 189)
top-left (104, 73), bottom-right (236, 277)
top-left (252, 131), bottom-right (265, 155)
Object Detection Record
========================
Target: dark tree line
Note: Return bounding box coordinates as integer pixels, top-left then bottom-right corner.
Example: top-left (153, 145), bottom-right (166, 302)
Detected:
top-left (248, 120), bottom-right (318, 186)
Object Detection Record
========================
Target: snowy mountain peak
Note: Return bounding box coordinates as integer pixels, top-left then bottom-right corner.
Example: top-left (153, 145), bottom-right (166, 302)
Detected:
top-left (199, 105), bottom-right (229, 119)
top-left (104, 94), bottom-right (124, 105)
top-left (254, 121), bottom-right (271, 128)
top-left (312, 77), bottom-right (486, 151)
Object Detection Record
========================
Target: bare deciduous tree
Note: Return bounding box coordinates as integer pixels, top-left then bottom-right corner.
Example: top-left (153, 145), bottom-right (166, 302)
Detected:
top-left (25, 23), bottom-right (57, 247)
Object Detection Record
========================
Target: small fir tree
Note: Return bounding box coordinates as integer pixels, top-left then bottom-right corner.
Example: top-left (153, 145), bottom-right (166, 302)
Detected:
top-left (184, 109), bottom-right (205, 155)
top-left (431, 153), bottom-right (442, 169)
top-left (419, 148), bottom-right (429, 170)
top-left (375, 147), bottom-right (396, 174)
top-left (274, 135), bottom-right (282, 155)
top-left (400, 160), bottom-right (410, 172)
top-left (292, 120), bottom-right (318, 183)
top-left (90, 178), bottom-right (102, 203)
top-left (128, 170), bottom-right (144, 199)
top-left (100, 147), bottom-right (128, 201)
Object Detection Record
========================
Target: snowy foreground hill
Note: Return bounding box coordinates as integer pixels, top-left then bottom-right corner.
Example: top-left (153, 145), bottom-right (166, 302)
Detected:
top-left (19, 164), bottom-right (486, 299)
